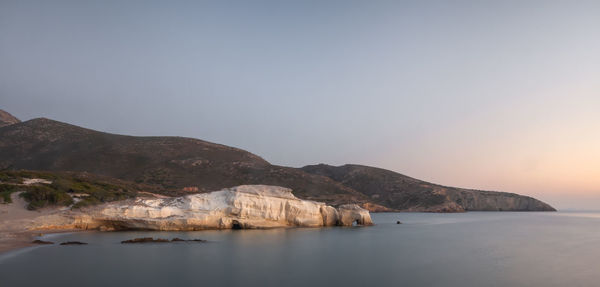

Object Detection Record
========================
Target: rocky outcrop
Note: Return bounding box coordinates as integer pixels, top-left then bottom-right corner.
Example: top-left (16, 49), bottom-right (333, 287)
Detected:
top-left (0, 110), bottom-right (20, 127)
top-left (86, 185), bottom-right (372, 230)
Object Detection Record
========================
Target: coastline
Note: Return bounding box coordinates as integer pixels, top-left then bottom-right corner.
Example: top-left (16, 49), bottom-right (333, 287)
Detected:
top-left (0, 229), bottom-right (80, 255)
top-left (0, 192), bottom-right (81, 255)
top-left (0, 230), bottom-right (39, 254)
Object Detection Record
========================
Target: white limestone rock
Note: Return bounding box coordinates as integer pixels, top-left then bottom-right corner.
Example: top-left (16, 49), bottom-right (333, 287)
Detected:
top-left (94, 185), bottom-right (373, 230)
top-left (337, 204), bottom-right (373, 226)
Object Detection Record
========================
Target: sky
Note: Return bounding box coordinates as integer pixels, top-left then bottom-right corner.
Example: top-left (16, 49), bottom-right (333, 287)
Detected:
top-left (1, 0), bottom-right (599, 209)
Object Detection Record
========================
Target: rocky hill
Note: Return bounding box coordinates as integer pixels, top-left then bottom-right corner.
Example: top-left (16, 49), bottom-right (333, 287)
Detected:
top-left (0, 110), bottom-right (20, 127)
top-left (0, 116), bottom-right (371, 206)
top-left (301, 164), bottom-right (556, 212)
top-left (0, 110), bottom-right (555, 212)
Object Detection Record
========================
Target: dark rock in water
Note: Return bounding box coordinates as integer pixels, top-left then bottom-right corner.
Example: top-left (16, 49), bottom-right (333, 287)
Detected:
top-left (32, 240), bottom-right (54, 245)
top-left (121, 237), bottom-right (169, 244)
top-left (189, 239), bottom-right (207, 242)
top-left (171, 238), bottom-right (206, 242)
top-left (396, 221), bottom-right (402, 224)
top-left (122, 237), bottom-right (206, 243)
top-left (60, 241), bottom-right (88, 245)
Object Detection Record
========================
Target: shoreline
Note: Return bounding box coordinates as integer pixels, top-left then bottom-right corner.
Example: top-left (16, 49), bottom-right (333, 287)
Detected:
top-left (1, 210), bottom-right (565, 257)
top-left (0, 228), bottom-right (80, 256)
top-left (0, 192), bottom-right (83, 256)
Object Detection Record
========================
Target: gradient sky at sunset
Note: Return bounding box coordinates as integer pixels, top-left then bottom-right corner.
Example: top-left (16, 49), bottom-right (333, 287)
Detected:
top-left (1, 0), bottom-right (599, 209)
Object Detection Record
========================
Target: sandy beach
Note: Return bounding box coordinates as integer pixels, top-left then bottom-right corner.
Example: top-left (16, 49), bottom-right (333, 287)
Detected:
top-left (0, 193), bottom-right (77, 254)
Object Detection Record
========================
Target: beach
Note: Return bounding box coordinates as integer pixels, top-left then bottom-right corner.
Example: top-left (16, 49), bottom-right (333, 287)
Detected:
top-left (0, 193), bottom-right (76, 254)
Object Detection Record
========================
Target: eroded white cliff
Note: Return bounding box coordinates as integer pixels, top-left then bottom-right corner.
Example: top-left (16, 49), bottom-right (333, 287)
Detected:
top-left (92, 185), bottom-right (372, 230)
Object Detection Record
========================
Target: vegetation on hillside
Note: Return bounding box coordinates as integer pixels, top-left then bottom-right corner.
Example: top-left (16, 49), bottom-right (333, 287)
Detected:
top-left (0, 184), bottom-right (15, 203)
top-left (0, 170), bottom-right (142, 209)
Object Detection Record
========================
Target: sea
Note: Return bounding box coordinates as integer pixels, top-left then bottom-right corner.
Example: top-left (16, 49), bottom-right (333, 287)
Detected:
top-left (2, 211), bottom-right (600, 287)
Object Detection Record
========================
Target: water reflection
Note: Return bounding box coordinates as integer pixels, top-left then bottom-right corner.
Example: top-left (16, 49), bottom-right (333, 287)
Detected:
top-left (2, 212), bottom-right (600, 287)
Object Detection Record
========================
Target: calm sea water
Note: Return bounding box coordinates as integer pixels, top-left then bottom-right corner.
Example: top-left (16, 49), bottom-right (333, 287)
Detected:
top-left (2, 212), bottom-right (600, 287)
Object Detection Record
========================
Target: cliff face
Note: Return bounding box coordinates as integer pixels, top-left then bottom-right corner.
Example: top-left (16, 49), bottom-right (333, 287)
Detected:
top-left (89, 185), bottom-right (373, 230)
top-left (302, 164), bottom-right (556, 212)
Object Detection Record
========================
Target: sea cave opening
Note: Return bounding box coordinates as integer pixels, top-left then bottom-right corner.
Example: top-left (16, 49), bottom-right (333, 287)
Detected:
top-left (231, 220), bottom-right (242, 230)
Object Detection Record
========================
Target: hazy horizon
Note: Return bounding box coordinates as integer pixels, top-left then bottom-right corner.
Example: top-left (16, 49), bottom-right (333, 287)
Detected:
top-left (1, 0), bottom-right (599, 210)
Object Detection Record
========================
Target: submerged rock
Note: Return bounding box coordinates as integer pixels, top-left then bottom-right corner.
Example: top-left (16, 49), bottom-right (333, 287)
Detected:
top-left (59, 241), bottom-right (87, 245)
top-left (171, 238), bottom-right (207, 242)
top-left (187, 239), bottom-right (207, 242)
top-left (121, 237), bottom-right (169, 244)
top-left (121, 237), bottom-right (207, 243)
top-left (92, 185), bottom-right (373, 231)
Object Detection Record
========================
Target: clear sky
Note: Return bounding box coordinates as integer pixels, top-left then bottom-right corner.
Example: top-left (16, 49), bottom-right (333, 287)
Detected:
top-left (1, 0), bottom-right (599, 209)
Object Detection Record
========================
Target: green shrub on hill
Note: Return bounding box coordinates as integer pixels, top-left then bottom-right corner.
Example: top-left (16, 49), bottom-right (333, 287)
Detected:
top-left (0, 184), bottom-right (16, 203)
top-left (0, 170), bottom-right (141, 210)
top-left (20, 185), bottom-right (74, 210)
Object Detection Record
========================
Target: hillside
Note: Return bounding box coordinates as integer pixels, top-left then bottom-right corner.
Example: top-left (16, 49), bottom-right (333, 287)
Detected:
top-left (0, 110), bottom-right (20, 127)
top-left (0, 111), bottom-right (555, 212)
top-left (302, 164), bottom-right (556, 212)
top-left (0, 170), bottom-right (158, 209)
top-left (0, 116), bottom-right (371, 206)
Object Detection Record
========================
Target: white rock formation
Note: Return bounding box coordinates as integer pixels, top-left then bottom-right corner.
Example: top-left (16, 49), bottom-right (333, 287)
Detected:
top-left (93, 185), bottom-right (372, 230)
